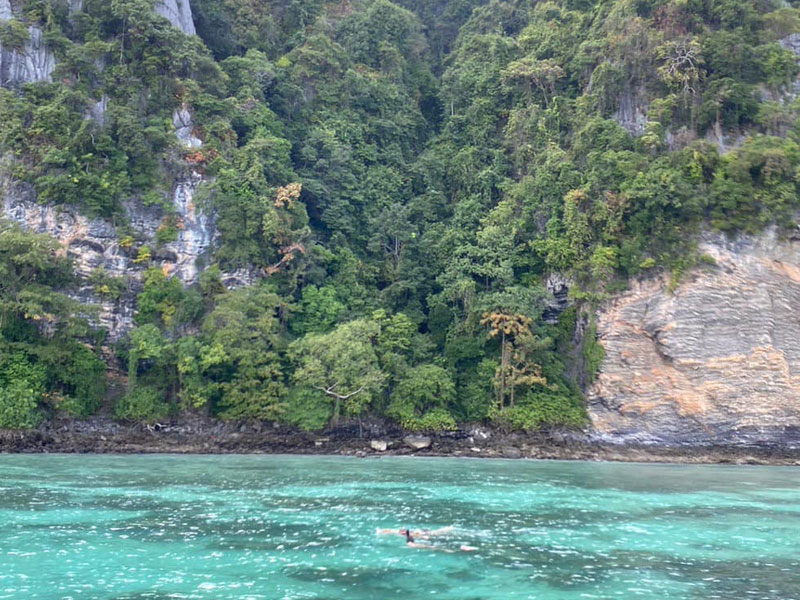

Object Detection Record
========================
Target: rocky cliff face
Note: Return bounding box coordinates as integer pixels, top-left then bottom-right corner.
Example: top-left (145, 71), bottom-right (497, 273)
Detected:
top-left (588, 228), bottom-right (800, 447)
top-left (0, 0), bottom-right (204, 340)
top-left (2, 178), bottom-right (134, 337)
top-left (155, 0), bottom-right (196, 35)
top-left (1, 173), bottom-right (214, 340)
top-left (0, 0), bottom-right (55, 86)
top-left (0, 106), bottom-right (214, 340)
top-left (613, 89), bottom-right (648, 137)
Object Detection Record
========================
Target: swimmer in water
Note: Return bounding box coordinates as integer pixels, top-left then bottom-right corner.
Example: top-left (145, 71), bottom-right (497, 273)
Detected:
top-left (404, 527), bottom-right (431, 548)
top-left (403, 527), bottom-right (477, 553)
top-left (376, 526), bottom-right (455, 539)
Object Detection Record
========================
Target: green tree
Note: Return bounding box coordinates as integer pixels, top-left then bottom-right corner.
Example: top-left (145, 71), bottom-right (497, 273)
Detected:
top-left (0, 353), bottom-right (46, 429)
top-left (291, 285), bottom-right (344, 335)
top-left (199, 285), bottom-right (288, 420)
top-left (0, 222), bottom-right (74, 333)
top-left (387, 364), bottom-right (456, 430)
top-left (289, 319), bottom-right (386, 424)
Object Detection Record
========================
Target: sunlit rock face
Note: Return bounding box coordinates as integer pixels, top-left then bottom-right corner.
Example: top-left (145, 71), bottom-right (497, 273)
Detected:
top-left (588, 228), bottom-right (800, 446)
top-left (0, 2), bottom-right (56, 86)
top-left (155, 0), bottom-right (196, 35)
top-left (173, 107), bottom-right (203, 149)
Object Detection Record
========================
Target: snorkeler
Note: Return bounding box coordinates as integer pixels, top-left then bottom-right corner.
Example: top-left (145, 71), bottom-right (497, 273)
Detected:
top-left (402, 527), bottom-right (477, 553)
top-left (404, 527), bottom-right (437, 550)
top-left (376, 526), bottom-right (455, 539)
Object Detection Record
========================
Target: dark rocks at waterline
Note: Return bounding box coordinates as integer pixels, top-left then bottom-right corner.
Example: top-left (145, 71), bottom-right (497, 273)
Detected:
top-left (2, 418), bottom-right (800, 465)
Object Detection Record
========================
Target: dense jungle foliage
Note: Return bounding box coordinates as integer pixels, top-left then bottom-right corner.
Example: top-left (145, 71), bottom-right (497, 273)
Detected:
top-left (2, 0), bottom-right (800, 430)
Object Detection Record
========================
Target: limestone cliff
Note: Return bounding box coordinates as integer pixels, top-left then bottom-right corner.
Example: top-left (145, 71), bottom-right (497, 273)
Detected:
top-left (155, 0), bottom-right (196, 35)
top-left (588, 228), bottom-right (800, 447)
top-left (0, 0), bottom-right (55, 86)
top-left (1, 174), bottom-right (213, 340)
top-left (0, 106), bottom-right (214, 340)
top-left (613, 89), bottom-right (648, 137)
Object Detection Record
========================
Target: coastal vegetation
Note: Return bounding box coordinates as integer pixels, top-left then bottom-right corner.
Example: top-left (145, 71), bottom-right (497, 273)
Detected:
top-left (2, 0), bottom-right (800, 431)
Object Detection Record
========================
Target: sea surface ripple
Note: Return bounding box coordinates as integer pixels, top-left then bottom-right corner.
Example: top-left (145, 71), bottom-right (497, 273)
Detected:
top-left (0, 455), bottom-right (798, 599)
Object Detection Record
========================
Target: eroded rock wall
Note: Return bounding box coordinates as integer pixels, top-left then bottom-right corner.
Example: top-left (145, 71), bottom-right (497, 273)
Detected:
top-left (588, 229), bottom-right (800, 446)
top-left (1, 107), bottom-right (214, 340)
top-left (1, 175), bottom-right (213, 340)
top-left (613, 88), bottom-right (648, 137)
top-left (155, 0), bottom-right (196, 35)
top-left (0, 1), bottom-right (55, 86)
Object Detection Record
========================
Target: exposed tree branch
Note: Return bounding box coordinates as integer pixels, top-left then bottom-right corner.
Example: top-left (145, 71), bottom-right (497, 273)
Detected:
top-left (313, 385), bottom-right (365, 401)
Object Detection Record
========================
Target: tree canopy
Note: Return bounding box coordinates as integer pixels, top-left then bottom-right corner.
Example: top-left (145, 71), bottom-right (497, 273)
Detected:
top-left (3, 0), bottom-right (800, 430)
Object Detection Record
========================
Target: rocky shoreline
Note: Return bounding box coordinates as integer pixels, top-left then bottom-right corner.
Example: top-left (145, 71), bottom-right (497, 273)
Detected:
top-left (1, 418), bottom-right (799, 466)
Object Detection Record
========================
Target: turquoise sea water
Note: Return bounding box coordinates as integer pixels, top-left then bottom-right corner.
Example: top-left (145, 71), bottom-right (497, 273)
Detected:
top-left (0, 455), bottom-right (798, 600)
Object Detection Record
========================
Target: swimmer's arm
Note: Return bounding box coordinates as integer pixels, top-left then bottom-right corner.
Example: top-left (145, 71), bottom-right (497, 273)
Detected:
top-left (376, 528), bottom-right (399, 535)
top-left (407, 542), bottom-right (454, 553)
top-left (406, 541), bottom-right (477, 553)
top-left (410, 530), bottom-right (431, 539)
top-left (427, 526), bottom-right (455, 536)
top-left (408, 525), bottom-right (455, 539)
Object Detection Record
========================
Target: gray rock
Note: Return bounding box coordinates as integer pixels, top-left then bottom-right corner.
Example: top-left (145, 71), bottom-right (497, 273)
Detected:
top-left (780, 33), bottom-right (800, 58)
top-left (173, 107), bottom-right (203, 149)
top-left (613, 89), bottom-right (648, 137)
top-left (588, 227), bottom-right (800, 447)
top-left (543, 272), bottom-right (570, 324)
top-left (87, 95), bottom-right (109, 127)
top-left (221, 267), bottom-right (259, 290)
top-left (155, 0), bottom-right (196, 35)
top-left (403, 435), bottom-right (432, 450)
top-left (1, 154), bottom-right (212, 340)
top-left (501, 446), bottom-right (522, 459)
top-left (164, 172), bottom-right (213, 283)
top-left (703, 124), bottom-right (745, 155)
top-left (370, 440), bottom-right (388, 452)
top-left (470, 427), bottom-right (491, 441)
top-left (0, 26), bottom-right (56, 86)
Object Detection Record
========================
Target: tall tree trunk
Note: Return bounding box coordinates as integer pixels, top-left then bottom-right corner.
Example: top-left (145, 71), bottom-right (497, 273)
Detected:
top-left (500, 331), bottom-right (507, 409)
top-left (510, 364), bottom-right (515, 409)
